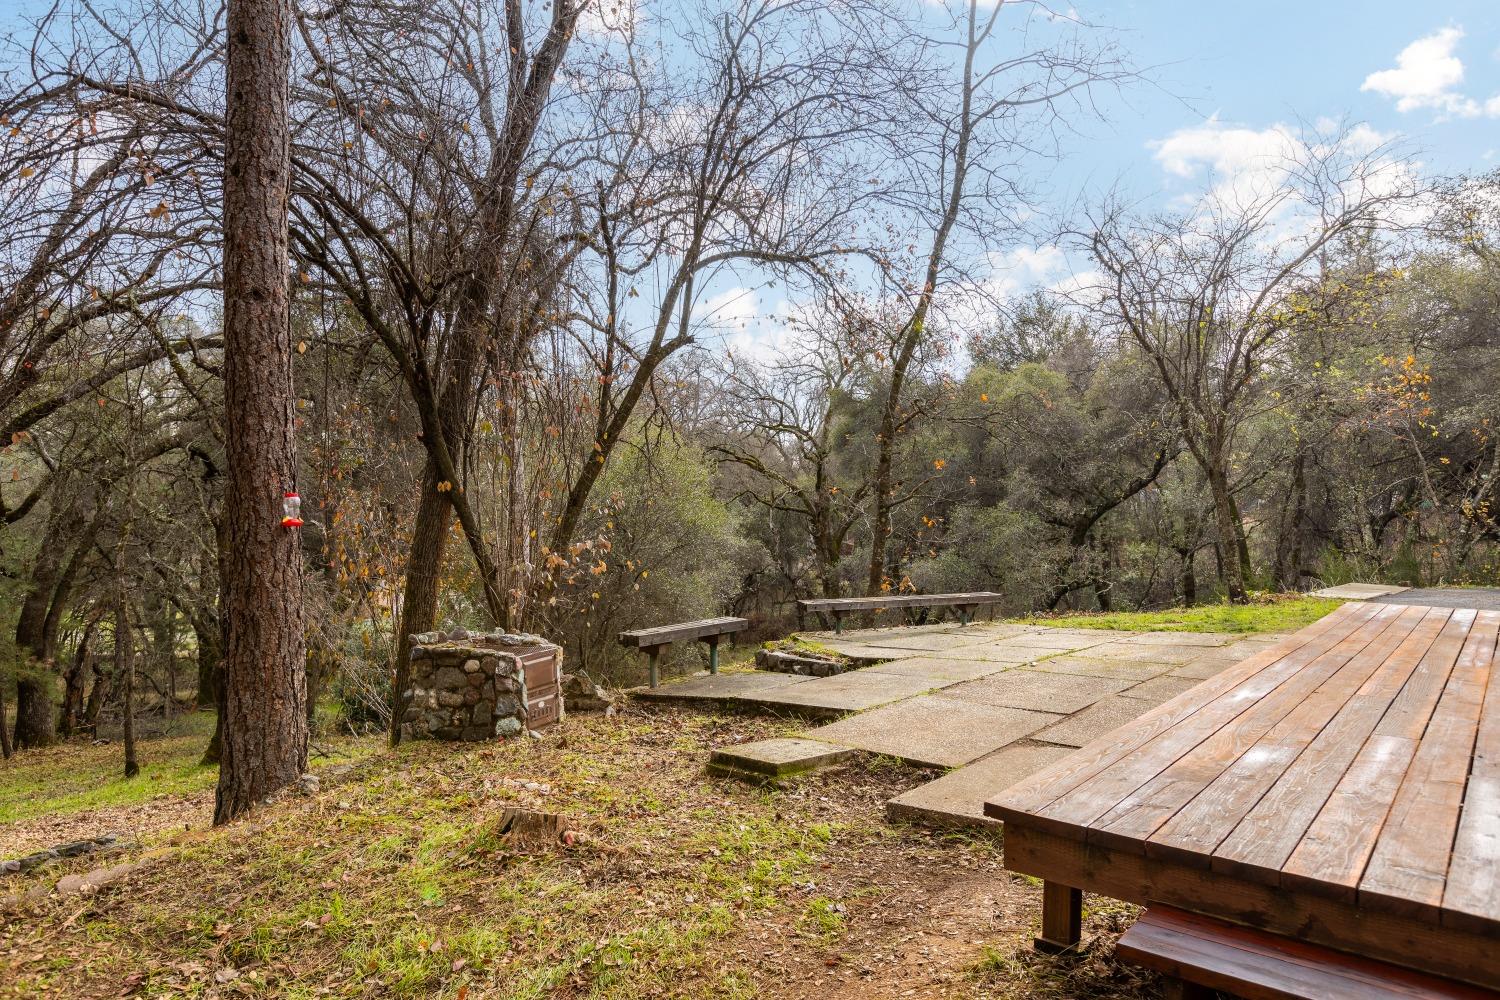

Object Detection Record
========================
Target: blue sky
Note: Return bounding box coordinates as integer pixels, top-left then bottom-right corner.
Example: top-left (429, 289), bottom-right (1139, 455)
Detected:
top-left (7, 1), bottom-right (1499, 347)
top-left (1068, 1), bottom-right (1500, 199)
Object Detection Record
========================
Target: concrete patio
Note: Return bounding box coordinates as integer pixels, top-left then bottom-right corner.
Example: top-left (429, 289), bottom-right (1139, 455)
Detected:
top-left (639, 619), bottom-right (1288, 826)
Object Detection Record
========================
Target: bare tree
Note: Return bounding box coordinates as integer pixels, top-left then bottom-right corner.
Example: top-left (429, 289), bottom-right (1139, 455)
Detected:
top-left (1086, 125), bottom-right (1415, 601)
top-left (711, 305), bottom-right (881, 599)
top-left (863, 0), bottom-right (1131, 594)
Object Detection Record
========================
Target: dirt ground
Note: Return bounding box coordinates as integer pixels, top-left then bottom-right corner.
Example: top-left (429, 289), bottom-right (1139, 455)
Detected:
top-left (0, 705), bottom-right (1168, 999)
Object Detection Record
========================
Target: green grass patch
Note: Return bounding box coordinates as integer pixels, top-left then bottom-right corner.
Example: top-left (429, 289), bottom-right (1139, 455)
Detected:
top-left (1011, 596), bottom-right (1342, 635)
top-left (0, 710), bottom-right (382, 825)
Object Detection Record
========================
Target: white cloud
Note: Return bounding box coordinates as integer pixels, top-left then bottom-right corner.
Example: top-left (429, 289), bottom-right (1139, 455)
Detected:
top-left (700, 286), bottom-right (761, 333)
top-left (1361, 27), bottom-right (1500, 119)
top-left (1150, 117), bottom-right (1301, 181)
top-left (984, 244), bottom-right (1069, 299)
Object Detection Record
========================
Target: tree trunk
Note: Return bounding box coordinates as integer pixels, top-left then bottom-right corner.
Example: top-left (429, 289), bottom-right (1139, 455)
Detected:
top-left (215, 0), bottom-right (308, 823)
top-left (866, 418), bottom-right (898, 596)
top-left (118, 597), bottom-right (139, 779)
top-left (0, 680), bottom-right (12, 759)
top-left (1176, 547), bottom-right (1197, 607)
top-left (390, 457), bottom-right (451, 746)
top-left (12, 675), bottom-right (54, 750)
top-left (1205, 462), bottom-right (1249, 604)
top-left (194, 615), bottom-right (220, 708)
top-left (82, 658), bottom-right (110, 735)
top-left (58, 623), bottom-right (95, 738)
top-left (1275, 449), bottom-right (1307, 591)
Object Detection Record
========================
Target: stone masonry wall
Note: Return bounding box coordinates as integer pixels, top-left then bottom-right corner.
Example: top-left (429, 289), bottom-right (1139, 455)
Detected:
top-left (401, 629), bottom-right (550, 742)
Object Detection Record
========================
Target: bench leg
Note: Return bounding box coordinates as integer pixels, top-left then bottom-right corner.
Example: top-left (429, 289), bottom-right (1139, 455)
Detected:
top-left (833, 611), bottom-right (844, 636)
top-left (705, 636), bottom-right (720, 675)
top-left (1035, 881), bottom-right (1082, 953)
top-left (646, 646), bottom-right (662, 688)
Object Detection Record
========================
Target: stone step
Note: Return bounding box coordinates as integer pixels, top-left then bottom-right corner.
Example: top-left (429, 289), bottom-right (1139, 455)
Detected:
top-left (706, 738), bottom-right (855, 783)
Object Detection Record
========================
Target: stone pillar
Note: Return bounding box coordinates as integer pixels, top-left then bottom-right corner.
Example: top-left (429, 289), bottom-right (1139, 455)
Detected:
top-left (400, 629), bottom-right (559, 742)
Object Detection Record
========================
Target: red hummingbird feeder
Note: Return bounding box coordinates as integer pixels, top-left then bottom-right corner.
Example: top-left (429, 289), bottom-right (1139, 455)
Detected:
top-left (281, 492), bottom-right (304, 528)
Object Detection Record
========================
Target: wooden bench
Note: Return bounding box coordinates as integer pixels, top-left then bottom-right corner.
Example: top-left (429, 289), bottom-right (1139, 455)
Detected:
top-left (619, 616), bottom-right (748, 687)
top-left (1116, 905), bottom-right (1497, 1000)
top-left (797, 591), bottom-right (1003, 634)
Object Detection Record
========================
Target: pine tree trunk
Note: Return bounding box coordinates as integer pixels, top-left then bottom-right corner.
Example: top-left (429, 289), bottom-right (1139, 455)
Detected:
top-left (215, 0), bottom-right (307, 823)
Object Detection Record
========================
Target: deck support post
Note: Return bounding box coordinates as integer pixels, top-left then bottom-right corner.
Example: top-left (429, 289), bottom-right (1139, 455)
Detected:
top-left (1035, 881), bottom-right (1082, 953)
top-left (1162, 980), bottom-right (1214, 1000)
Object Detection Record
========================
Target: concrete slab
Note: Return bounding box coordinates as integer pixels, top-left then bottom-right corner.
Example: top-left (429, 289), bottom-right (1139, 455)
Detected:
top-left (888, 743), bottom-right (1078, 827)
top-left (807, 695), bottom-right (1059, 767)
top-left (1080, 642), bottom-right (1204, 665)
top-left (707, 738), bottom-right (854, 781)
top-left (750, 670), bottom-right (949, 714)
top-left (1034, 694), bottom-right (1158, 748)
top-left (1308, 583), bottom-right (1408, 599)
top-left (806, 623), bottom-right (958, 638)
top-left (1169, 655), bottom-right (1245, 680)
top-left (856, 632), bottom-right (1000, 652)
top-left (951, 623), bottom-right (1039, 641)
top-left (991, 631), bottom-right (1122, 650)
top-left (1369, 586), bottom-right (1500, 610)
top-left (811, 641), bottom-right (917, 660)
top-left (929, 643), bottom-right (1042, 664)
top-left (635, 672), bottom-right (808, 702)
top-left (1112, 631), bottom-right (1236, 647)
top-left (1120, 673), bottom-right (1203, 705)
top-left (865, 656), bottom-right (1015, 683)
top-left (941, 669), bottom-right (1135, 714)
top-left (1026, 655), bottom-right (1175, 682)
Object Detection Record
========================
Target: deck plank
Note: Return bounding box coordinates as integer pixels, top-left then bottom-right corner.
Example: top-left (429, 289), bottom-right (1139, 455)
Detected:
top-left (1143, 604), bottom-right (1433, 867)
top-left (985, 602), bottom-right (1369, 830)
top-left (1359, 611), bottom-right (1495, 920)
top-left (1281, 608), bottom-right (1475, 902)
top-left (1089, 604), bottom-right (1414, 854)
top-left (1441, 608), bottom-right (1500, 932)
top-left (1033, 604), bottom-right (1397, 838)
top-left (1210, 605), bottom-right (1453, 883)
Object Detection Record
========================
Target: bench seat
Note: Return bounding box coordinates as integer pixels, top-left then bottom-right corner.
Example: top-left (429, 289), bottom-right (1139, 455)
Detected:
top-left (797, 592), bottom-right (1003, 633)
top-left (618, 616), bottom-right (748, 687)
top-left (1117, 906), bottom-right (1497, 1000)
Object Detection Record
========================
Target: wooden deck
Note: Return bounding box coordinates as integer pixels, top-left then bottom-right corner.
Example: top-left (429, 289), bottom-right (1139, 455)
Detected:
top-left (986, 601), bottom-right (1500, 990)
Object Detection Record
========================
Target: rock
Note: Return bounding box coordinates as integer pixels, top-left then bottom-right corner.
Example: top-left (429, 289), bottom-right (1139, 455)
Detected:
top-left (0, 860), bottom-right (20, 875)
top-left (18, 850), bottom-right (58, 871)
top-left (436, 690), bottom-right (465, 708)
top-left (432, 666), bottom-right (465, 689)
top-left (561, 672), bottom-right (616, 712)
top-left (298, 773), bottom-right (321, 795)
top-left (494, 717), bottom-right (523, 739)
top-left (462, 658), bottom-right (482, 673)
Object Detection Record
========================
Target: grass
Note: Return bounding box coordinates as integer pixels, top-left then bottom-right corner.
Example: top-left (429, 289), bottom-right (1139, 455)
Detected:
top-left (0, 710), bottom-right (382, 827)
top-left (1010, 595), bottom-right (1342, 635)
top-left (0, 710), bottom-right (910, 999)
